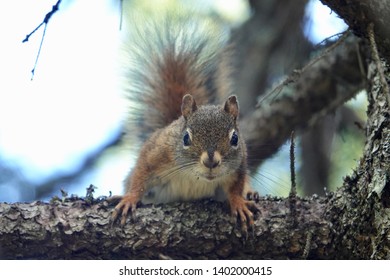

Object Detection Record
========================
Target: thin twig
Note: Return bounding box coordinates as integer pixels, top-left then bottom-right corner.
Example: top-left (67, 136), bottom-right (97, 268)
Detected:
top-left (30, 23), bottom-right (48, 80)
top-left (22, 0), bottom-right (62, 80)
top-left (22, 22), bottom-right (45, 44)
top-left (367, 23), bottom-right (390, 106)
top-left (289, 130), bottom-right (297, 198)
top-left (288, 131), bottom-right (298, 227)
top-left (22, 0), bottom-right (61, 43)
top-left (313, 31), bottom-right (346, 49)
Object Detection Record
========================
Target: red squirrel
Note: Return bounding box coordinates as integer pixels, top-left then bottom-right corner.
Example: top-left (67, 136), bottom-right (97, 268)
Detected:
top-left (112, 18), bottom-right (256, 231)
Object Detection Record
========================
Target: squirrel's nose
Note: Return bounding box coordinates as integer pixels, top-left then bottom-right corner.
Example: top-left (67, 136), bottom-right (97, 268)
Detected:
top-left (201, 150), bottom-right (221, 169)
top-left (202, 159), bottom-right (220, 169)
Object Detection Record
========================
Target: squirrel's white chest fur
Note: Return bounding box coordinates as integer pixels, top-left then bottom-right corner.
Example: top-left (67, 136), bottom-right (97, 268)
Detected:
top-left (141, 173), bottom-right (231, 204)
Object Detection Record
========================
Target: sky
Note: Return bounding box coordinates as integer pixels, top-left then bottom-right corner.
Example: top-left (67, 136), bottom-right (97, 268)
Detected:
top-left (0, 0), bottom-right (347, 202)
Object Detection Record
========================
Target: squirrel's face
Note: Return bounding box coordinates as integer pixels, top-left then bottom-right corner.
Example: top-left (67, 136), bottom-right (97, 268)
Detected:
top-left (176, 95), bottom-right (246, 181)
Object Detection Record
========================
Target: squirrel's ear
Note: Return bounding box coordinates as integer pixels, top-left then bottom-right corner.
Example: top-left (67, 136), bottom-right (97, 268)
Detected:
top-left (181, 94), bottom-right (197, 119)
top-left (224, 95), bottom-right (239, 120)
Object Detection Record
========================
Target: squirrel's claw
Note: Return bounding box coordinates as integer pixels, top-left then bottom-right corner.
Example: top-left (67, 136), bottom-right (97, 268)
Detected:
top-left (229, 196), bottom-right (256, 237)
top-left (111, 195), bottom-right (138, 226)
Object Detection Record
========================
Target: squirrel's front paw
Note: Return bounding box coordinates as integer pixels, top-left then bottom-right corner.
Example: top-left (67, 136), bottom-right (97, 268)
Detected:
top-left (229, 195), bottom-right (257, 236)
top-left (111, 194), bottom-right (139, 226)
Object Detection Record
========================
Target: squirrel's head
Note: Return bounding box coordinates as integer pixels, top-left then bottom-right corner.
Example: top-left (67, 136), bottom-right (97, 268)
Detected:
top-left (177, 94), bottom-right (246, 181)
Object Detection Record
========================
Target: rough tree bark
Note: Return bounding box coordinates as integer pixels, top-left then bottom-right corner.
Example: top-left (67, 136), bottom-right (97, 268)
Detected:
top-left (1, 1), bottom-right (390, 259)
top-left (323, 65), bottom-right (390, 259)
top-left (319, 0), bottom-right (390, 259)
top-left (0, 196), bottom-right (330, 259)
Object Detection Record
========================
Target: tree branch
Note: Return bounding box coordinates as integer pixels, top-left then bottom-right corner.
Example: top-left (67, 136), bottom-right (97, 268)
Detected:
top-left (0, 196), bottom-right (331, 259)
top-left (241, 33), bottom-right (369, 169)
top-left (22, 0), bottom-right (62, 80)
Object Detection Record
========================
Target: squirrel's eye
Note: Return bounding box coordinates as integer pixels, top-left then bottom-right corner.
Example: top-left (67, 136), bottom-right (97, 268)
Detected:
top-left (230, 131), bottom-right (238, 147)
top-left (183, 131), bottom-right (191, 147)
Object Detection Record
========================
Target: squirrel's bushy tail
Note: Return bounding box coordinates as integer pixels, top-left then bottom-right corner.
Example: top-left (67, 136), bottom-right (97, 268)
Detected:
top-left (123, 17), bottom-right (234, 139)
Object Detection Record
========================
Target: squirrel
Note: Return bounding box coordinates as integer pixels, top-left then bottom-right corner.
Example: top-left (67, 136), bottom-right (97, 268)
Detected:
top-left (112, 17), bottom-right (256, 231)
